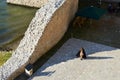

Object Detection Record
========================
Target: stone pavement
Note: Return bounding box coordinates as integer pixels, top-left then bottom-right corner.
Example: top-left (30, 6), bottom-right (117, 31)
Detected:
top-left (29, 38), bottom-right (120, 80)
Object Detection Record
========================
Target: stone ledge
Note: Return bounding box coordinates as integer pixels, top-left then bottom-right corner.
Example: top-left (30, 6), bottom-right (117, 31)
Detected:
top-left (7, 0), bottom-right (48, 8)
top-left (0, 0), bottom-right (78, 80)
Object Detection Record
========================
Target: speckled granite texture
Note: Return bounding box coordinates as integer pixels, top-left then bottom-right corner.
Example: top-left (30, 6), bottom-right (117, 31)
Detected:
top-left (7, 0), bottom-right (48, 8)
top-left (0, 0), bottom-right (78, 79)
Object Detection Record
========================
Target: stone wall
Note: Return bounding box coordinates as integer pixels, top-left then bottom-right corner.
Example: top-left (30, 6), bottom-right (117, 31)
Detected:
top-left (0, 0), bottom-right (78, 80)
top-left (7, 0), bottom-right (48, 8)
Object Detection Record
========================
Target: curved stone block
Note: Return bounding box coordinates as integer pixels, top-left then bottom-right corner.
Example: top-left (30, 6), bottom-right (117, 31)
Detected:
top-left (0, 0), bottom-right (78, 79)
top-left (7, 0), bottom-right (48, 8)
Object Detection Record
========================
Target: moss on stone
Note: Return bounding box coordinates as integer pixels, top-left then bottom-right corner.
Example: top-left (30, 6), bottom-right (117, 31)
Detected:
top-left (0, 52), bottom-right (12, 66)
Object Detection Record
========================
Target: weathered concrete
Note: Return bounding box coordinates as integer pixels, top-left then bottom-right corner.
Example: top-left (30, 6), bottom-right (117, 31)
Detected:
top-left (29, 38), bottom-right (120, 80)
top-left (7, 0), bottom-right (48, 8)
top-left (0, 0), bottom-right (78, 80)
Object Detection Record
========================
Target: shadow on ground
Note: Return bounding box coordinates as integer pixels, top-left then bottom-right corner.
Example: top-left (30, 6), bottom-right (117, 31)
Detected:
top-left (29, 38), bottom-right (117, 79)
top-left (86, 56), bottom-right (113, 60)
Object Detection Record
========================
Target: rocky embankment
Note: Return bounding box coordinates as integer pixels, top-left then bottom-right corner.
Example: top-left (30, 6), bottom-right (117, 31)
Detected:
top-left (0, 0), bottom-right (78, 80)
top-left (0, 47), bottom-right (13, 52)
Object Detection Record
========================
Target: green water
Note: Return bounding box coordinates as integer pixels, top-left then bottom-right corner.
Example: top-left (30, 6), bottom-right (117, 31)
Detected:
top-left (0, 0), bottom-right (37, 46)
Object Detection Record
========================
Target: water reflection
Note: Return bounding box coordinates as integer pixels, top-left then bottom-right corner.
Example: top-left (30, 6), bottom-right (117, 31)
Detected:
top-left (0, 0), bottom-right (37, 47)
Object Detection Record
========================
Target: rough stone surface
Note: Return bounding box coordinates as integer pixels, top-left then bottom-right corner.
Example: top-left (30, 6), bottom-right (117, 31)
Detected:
top-left (29, 38), bottom-right (120, 80)
top-left (7, 0), bottom-right (48, 8)
top-left (0, 0), bottom-right (78, 80)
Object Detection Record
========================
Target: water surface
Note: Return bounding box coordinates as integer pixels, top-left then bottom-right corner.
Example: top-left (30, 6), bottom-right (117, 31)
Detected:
top-left (0, 0), bottom-right (37, 46)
